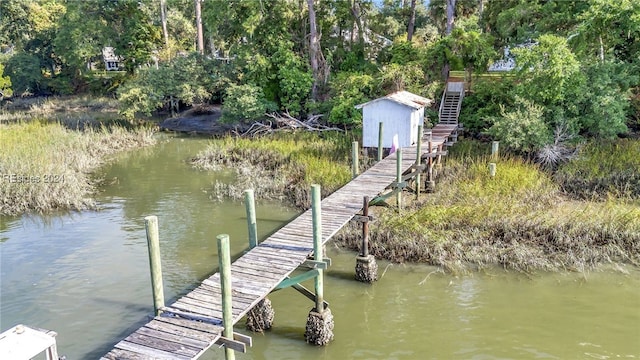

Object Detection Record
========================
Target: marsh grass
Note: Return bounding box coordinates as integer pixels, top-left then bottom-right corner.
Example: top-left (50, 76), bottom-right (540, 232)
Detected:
top-left (1, 96), bottom-right (123, 129)
top-left (192, 132), bottom-right (353, 208)
top-left (0, 121), bottom-right (155, 215)
top-left (554, 139), bottom-right (640, 199)
top-left (335, 140), bottom-right (640, 273)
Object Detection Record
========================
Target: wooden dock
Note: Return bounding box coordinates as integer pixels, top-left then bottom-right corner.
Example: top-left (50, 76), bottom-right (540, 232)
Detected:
top-left (102, 124), bottom-right (459, 360)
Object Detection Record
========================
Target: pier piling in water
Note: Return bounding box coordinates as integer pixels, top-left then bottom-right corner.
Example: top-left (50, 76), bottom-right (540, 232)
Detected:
top-left (355, 196), bottom-right (377, 283)
top-left (304, 184), bottom-right (334, 346)
top-left (144, 215), bottom-right (165, 316)
top-left (244, 189), bottom-right (275, 332)
top-left (244, 189), bottom-right (258, 249)
top-left (217, 234), bottom-right (236, 360)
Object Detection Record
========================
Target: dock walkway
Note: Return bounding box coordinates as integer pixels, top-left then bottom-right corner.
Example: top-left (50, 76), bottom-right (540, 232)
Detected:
top-left (102, 124), bottom-right (458, 360)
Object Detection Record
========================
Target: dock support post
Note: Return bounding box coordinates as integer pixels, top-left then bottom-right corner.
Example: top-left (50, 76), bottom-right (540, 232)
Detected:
top-left (217, 234), bottom-right (236, 360)
top-left (244, 189), bottom-right (258, 249)
top-left (378, 122), bottom-right (384, 162)
top-left (396, 148), bottom-right (403, 211)
top-left (305, 184), bottom-right (334, 346)
top-left (243, 191), bottom-right (275, 332)
top-left (415, 125), bottom-right (423, 199)
top-left (426, 131), bottom-right (435, 192)
top-left (355, 196), bottom-right (377, 283)
top-left (145, 216), bottom-right (165, 316)
top-left (246, 298), bottom-right (274, 332)
top-left (352, 141), bottom-right (359, 178)
top-left (491, 141), bottom-right (499, 158)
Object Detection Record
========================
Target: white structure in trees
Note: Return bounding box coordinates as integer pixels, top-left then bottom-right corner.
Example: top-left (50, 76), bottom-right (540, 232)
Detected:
top-left (102, 47), bottom-right (121, 71)
top-left (356, 91), bottom-right (433, 148)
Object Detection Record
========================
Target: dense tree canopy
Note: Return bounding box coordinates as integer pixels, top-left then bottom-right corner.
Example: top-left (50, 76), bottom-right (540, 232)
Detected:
top-left (1, 0), bottom-right (638, 152)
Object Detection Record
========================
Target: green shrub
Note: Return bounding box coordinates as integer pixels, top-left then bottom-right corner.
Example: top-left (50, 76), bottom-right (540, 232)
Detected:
top-left (117, 53), bottom-right (215, 120)
top-left (221, 84), bottom-right (276, 123)
top-left (4, 52), bottom-right (45, 95)
top-left (489, 97), bottom-right (551, 153)
top-left (0, 62), bottom-right (12, 98)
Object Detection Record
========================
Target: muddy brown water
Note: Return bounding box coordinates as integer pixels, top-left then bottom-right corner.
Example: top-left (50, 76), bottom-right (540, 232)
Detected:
top-left (1, 135), bottom-right (638, 359)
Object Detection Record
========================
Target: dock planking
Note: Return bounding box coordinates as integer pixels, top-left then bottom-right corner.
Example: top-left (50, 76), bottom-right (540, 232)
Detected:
top-left (102, 123), bottom-right (458, 360)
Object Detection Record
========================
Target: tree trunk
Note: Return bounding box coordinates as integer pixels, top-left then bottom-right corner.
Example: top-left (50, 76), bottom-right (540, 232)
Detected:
top-left (446, 0), bottom-right (456, 35)
top-left (407, 0), bottom-right (416, 41)
top-left (351, 0), bottom-right (365, 48)
top-left (599, 35), bottom-right (604, 62)
top-left (195, 0), bottom-right (204, 54)
top-left (308, 0), bottom-right (320, 101)
top-left (160, 0), bottom-right (169, 52)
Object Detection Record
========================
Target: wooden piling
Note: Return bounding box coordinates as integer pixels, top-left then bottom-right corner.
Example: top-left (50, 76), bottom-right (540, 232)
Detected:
top-left (244, 189), bottom-right (258, 249)
top-left (217, 234), bottom-right (235, 360)
top-left (305, 184), bottom-right (334, 346)
top-left (396, 148), bottom-right (403, 211)
top-left (489, 162), bottom-right (497, 177)
top-left (352, 141), bottom-right (359, 178)
top-left (361, 196), bottom-right (369, 257)
top-left (491, 141), bottom-right (499, 158)
top-left (311, 184), bottom-right (324, 312)
top-left (378, 122), bottom-right (384, 162)
top-left (355, 196), bottom-right (378, 283)
top-left (415, 125), bottom-right (423, 199)
top-left (144, 216), bottom-right (165, 316)
top-left (426, 131), bottom-right (435, 192)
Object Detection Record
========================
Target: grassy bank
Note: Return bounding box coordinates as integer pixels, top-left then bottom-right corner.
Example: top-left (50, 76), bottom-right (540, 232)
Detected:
top-left (555, 139), bottom-right (640, 200)
top-left (1, 96), bottom-right (123, 129)
top-left (334, 143), bottom-right (640, 273)
top-left (0, 121), bottom-right (155, 216)
top-left (191, 132), bottom-right (353, 208)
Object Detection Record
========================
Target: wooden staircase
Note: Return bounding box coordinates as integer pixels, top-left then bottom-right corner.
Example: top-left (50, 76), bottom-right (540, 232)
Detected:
top-left (438, 82), bottom-right (464, 125)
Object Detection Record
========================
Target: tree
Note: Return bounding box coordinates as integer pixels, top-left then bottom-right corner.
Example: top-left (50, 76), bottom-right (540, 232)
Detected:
top-left (450, 28), bottom-right (496, 80)
top-left (117, 53), bottom-right (215, 119)
top-left (446, 0), bottom-right (456, 35)
top-left (511, 35), bottom-right (581, 106)
top-left (308, 0), bottom-right (321, 101)
top-left (407, 0), bottom-right (417, 41)
top-left (160, 0), bottom-right (169, 52)
top-left (194, 0), bottom-right (204, 54)
top-left (4, 52), bottom-right (44, 95)
top-left (576, 0), bottom-right (640, 63)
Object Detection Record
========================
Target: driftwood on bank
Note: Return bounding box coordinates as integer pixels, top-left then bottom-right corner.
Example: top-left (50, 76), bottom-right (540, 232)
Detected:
top-left (238, 112), bottom-right (344, 137)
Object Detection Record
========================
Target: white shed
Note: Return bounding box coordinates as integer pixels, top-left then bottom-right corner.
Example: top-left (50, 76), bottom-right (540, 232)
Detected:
top-left (355, 91), bottom-right (433, 148)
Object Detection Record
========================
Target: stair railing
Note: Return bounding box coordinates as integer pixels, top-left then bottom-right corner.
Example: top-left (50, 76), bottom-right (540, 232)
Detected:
top-left (438, 83), bottom-right (448, 123)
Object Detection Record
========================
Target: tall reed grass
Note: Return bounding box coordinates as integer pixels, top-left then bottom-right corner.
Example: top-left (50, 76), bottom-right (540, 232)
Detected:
top-left (0, 121), bottom-right (155, 215)
top-left (192, 132), bottom-right (353, 208)
top-left (555, 139), bottom-right (640, 199)
top-left (1, 96), bottom-right (123, 129)
top-left (335, 139), bottom-right (640, 273)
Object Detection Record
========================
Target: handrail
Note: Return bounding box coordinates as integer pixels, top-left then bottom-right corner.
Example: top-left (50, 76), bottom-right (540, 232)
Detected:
top-left (438, 83), bottom-right (447, 122)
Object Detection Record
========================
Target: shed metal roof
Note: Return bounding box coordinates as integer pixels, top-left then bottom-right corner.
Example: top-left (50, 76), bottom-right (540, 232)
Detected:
top-left (355, 90), bottom-right (433, 110)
